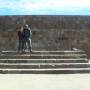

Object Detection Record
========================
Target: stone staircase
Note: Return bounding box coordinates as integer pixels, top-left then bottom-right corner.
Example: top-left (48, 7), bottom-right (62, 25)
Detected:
top-left (0, 50), bottom-right (89, 74)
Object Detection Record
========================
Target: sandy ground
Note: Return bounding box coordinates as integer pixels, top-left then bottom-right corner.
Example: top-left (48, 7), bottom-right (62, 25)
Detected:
top-left (0, 74), bottom-right (90, 90)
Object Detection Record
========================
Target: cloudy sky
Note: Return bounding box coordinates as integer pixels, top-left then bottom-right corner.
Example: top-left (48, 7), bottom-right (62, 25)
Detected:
top-left (0, 0), bottom-right (90, 15)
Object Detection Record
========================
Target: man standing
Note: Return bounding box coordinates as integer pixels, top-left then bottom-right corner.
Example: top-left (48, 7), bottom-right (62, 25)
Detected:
top-left (23, 24), bottom-right (32, 52)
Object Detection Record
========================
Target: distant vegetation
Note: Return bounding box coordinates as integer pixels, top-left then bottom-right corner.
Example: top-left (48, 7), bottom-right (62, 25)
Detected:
top-left (0, 15), bottom-right (90, 57)
top-left (0, 15), bottom-right (90, 31)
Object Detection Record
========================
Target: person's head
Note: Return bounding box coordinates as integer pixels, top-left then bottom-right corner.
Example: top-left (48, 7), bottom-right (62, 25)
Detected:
top-left (25, 24), bottom-right (29, 29)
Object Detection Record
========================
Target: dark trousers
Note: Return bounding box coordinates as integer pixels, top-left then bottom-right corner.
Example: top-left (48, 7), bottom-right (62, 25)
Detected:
top-left (18, 38), bottom-right (23, 51)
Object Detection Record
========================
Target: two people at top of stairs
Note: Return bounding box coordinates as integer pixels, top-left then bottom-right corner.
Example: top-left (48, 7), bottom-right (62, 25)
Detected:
top-left (18, 24), bottom-right (32, 53)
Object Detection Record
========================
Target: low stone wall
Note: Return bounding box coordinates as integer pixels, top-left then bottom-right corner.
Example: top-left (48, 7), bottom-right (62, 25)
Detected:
top-left (0, 29), bottom-right (90, 53)
top-left (0, 31), bottom-right (18, 51)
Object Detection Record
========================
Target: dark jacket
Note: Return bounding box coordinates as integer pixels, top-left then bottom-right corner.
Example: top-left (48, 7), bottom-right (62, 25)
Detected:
top-left (18, 31), bottom-right (23, 39)
top-left (23, 28), bottom-right (32, 38)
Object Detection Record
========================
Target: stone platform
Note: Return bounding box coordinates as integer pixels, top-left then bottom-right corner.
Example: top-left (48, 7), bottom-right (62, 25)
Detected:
top-left (0, 50), bottom-right (89, 74)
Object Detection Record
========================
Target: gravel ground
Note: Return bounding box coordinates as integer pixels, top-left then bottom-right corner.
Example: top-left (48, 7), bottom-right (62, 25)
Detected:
top-left (0, 74), bottom-right (90, 90)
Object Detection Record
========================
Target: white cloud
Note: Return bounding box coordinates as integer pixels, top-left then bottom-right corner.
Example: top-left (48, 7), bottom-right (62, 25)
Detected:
top-left (46, 0), bottom-right (90, 8)
top-left (0, 0), bottom-right (90, 14)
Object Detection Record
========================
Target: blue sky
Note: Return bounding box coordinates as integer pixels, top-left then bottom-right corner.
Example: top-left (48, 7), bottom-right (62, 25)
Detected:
top-left (0, 0), bottom-right (90, 15)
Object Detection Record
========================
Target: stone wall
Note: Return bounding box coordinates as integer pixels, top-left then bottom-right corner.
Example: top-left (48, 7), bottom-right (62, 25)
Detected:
top-left (0, 29), bottom-right (90, 52)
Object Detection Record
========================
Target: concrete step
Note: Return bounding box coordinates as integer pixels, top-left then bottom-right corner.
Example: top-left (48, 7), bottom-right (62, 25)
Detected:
top-left (1, 50), bottom-right (85, 55)
top-left (0, 68), bottom-right (90, 74)
top-left (0, 59), bottom-right (88, 63)
top-left (0, 54), bottom-right (87, 59)
top-left (0, 63), bottom-right (89, 69)
top-left (0, 50), bottom-right (88, 74)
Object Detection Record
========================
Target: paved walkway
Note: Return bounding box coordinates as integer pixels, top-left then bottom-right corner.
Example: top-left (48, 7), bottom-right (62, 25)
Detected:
top-left (0, 74), bottom-right (90, 90)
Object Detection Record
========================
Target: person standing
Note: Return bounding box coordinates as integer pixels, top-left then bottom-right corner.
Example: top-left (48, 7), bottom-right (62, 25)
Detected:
top-left (17, 26), bottom-right (24, 53)
top-left (23, 24), bottom-right (32, 52)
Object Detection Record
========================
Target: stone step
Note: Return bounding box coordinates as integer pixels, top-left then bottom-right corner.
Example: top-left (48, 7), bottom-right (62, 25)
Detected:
top-left (0, 63), bottom-right (88, 65)
top-left (1, 50), bottom-right (85, 55)
top-left (0, 68), bottom-right (90, 74)
top-left (0, 50), bottom-right (88, 74)
top-left (0, 59), bottom-right (88, 63)
top-left (0, 54), bottom-right (87, 59)
top-left (0, 63), bottom-right (89, 69)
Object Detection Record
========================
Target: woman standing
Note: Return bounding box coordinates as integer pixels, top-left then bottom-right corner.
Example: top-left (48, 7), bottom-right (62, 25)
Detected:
top-left (17, 26), bottom-right (24, 53)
